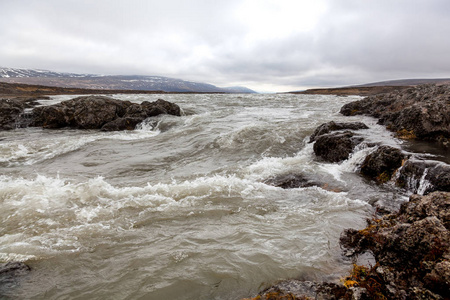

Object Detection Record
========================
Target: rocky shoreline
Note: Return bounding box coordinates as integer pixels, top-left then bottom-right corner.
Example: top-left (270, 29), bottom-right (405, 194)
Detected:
top-left (340, 84), bottom-right (450, 147)
top-left (0, 95), bottom-right (181, 131)
top-left (247, 85), bottom-right (449, 300)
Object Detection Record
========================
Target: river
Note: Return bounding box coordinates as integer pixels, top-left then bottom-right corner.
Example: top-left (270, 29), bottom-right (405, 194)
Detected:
top-left (1, 93), bottom-right (408, 299)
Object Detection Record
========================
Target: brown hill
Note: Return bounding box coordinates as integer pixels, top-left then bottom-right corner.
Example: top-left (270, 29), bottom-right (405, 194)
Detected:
top-left (292, 78), bottom-right (450, 96)
top-left (292, 85), bottom-right (409, 96)
top-left (0, 81), bottom-right (164, 98)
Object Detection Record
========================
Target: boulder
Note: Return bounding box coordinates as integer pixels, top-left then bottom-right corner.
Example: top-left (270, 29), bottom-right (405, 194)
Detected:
top-left (101, 117), bottom-right (144, 131)
top-left (0, 99), bottom-right (24, 130)
top-left (313, 131), bottom-right (364, 163)
top-left (340, 84), bottom-right (450, 146)
top-left (0, 261), bottom-right (31, 284)
top-left (142, 99), bottom-right (181, 117)
top-left (243, 280), bottom-right (350, 300)
top-left (31, 96), bottom-right (130, 129)
top-left (264, 173), bottom-right (319, 189)
top-left (309, 121), bottom-right (369, 142)
top-left (340, 192), bottom-right (450, 299)
top-left (360, 146), bottom-right (407, 183)
top-left (31, 96), bottom-right (181, 130)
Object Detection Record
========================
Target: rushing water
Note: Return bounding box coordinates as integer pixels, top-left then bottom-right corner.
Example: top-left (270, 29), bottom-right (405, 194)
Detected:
top-left (1, 93), bottom-right (409, 299)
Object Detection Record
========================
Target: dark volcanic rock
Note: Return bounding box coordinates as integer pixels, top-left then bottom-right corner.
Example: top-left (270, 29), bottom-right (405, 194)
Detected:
top-left (101, 117), bottom-right (144, 131)
top-left (254, 280), bottom-right (318, 299)
top-left (245, 280), bottom-right (350, 300)
top-left (313, 131), bottom-right (364, 163)
top-left (31, 96), bottom-right (130, 129)
top-left (31, 96), bottom-right (181, 130)
top-left (0, 99), bottom-right (24, 130)
top-left (264, 173), bottom-right (319, 189)
top-left (309, 121), bottom-right (369, 142)
top-left (396, 159), bottom-right (450, 194)
top-left (340, 192), bottom-right (450, 299)
top-left (340, 84), bottom-right (450, 145)
top-left (0, 262), bottom-right (31, 284)
top-left (142, 99), bottom-right (181, 117)
top-left (264, 173), bottom-right (344, 192)
top-left (360, 146), bottom-right (407, 183)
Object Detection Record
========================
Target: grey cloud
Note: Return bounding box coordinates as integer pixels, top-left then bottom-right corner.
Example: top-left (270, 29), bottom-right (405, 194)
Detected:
top-left (1, 0), bottom-right (450, 91)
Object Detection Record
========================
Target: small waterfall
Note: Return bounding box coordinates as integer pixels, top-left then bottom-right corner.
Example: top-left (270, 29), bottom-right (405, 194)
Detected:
top-left (417, 168), bottom-right (432, 195)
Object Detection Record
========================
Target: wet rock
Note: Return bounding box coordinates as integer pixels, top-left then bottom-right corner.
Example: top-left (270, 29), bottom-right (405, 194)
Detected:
top-left (0, 262), bottom-right (31, 284)
top-left (31, 96), bottom-right (181, 130)
top-left (31, 96), bottom-right (128, 129)
top-left (264, 173), bottom-right (320, 189)
top-left (360, 146), bottom-right (407, 183)
top-left (142, 99), bottom-right (181, 117)
top-left (243, 280), bottom-right (351, 300)
top-left (244, 280), bottom-right (371, 300)
top-left (396, 159), bottom-right (450, 194)
top-left (309, 121), bottom-right (369, 143)
top-left (0, 99), bottom-right (24, 130)
top-left (398, 192), bottom-right (450, 229)
top-left (340, 192), bottom-right (450, 299)
top-left (340, 84), bottom-right (450, 146)
top-left (101, 117), bottom-right (145, 131)
top-left (264, 173), bottom-right (344, 192)
top-left (256, 280), bottom-right (318, 299)
top-left (313, 131), bottom-right (364, 163)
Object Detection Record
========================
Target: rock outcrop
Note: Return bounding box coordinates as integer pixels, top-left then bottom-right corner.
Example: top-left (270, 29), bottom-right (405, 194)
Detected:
top-left (0, 97), bottom-right (42, 130)
top-left (309, 120), bottom-right (449, 195)
top-left (0, 261), bottom-right (31, 295)
top-left (340, 84), bottom-right (450, 146)
top-left (340, 192), bottom-right (450, 299)
top-left (309, 121), bottom-right (369, 143)
top-left (264, 173), bottom-right (320, 189)
top-left (309, 121), bottom-right (368, 163)
top-left (30, 96), bottom-right (181, 131)
top-left (360, 145), bottom-right (408, 183)
top-left (0, 99), bottom-right (24, 130)
top-left (313, 131), bottom-right (364, 163)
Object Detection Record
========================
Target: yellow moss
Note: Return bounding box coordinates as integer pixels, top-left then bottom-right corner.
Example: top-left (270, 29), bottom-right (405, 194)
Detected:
top-left (376, 171), bottom-right (391, 183)
top-left (341, 264), bottom-right (389, 300)
top-left (395, 129), bottom-right (416, 139)
top-left (343, 280), bottom-right (358, 288)
top-left (358, 224), bottom-right (377, 237)
top-left (341, 264), bottom-right (370, 290)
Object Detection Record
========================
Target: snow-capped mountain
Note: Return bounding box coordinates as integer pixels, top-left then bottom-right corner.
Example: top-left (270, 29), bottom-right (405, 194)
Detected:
top-left (0, 67), bottom-right (256, 93)
top-left (0, 67), bottom-right (97, 79)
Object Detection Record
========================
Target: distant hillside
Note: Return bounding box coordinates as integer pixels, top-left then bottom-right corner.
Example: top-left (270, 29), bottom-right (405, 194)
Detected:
top-left (354, 78), bottom-right (450, 87)
top-left (292, 86), bottom-right (409, 96)
top-left (293, 78), bottom-right (450, 96)
top-left (0, 81), bottom-right (166, 97)
top-left (0, 67), bottom-right (256, 93)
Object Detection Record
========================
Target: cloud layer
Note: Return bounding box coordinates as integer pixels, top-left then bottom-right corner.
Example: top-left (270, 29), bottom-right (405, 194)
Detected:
top-left (2, 0), bottom-right (450, 91)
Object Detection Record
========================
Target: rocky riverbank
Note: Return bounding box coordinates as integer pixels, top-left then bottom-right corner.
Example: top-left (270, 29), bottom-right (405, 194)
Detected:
top-left (245, 192), bottom-right (449, 300)
top-left (0, 95), bottom-right (181, 131)
top-left (246, 84), bottom-right (450, 300)
top-left (340, 84), bottom-right (450, 147)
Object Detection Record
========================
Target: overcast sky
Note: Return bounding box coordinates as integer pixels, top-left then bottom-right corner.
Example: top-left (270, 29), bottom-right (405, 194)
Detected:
top-left (1, 0), bottom-right (450, 92)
